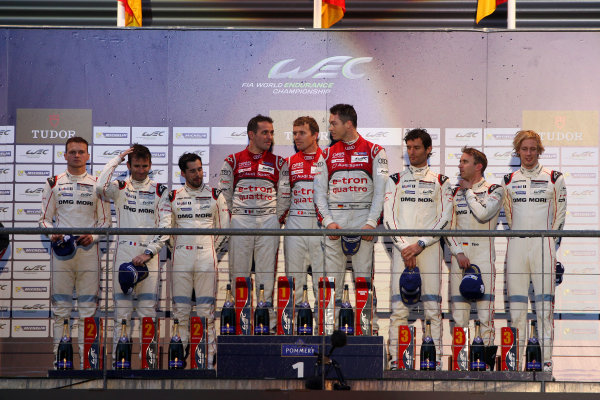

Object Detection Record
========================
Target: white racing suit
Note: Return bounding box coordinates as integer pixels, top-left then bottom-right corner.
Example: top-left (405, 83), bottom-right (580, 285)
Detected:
top-left (39, 171), bottom-right (111, 361)
top-left (502, 164), bottom-right (566, 367)
top-left (218, 148), bottom-right (290, 327)
top-left (97, 155), bottom-right (170, 356)
top-left (383, 165), bottom-right (453, 367)
top-left (446, 179), bottom-right (503, 346)
top-left (167, 183), bottom-right (229, 368)
top-left (284, 149), bottom-right (324, 305)
top-left (313, 134), bottom-right (388, 330)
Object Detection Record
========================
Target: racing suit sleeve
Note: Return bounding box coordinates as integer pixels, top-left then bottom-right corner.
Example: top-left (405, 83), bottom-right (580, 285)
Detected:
top-left (417, 175), bottom-right (453, 247)
top-left (366, 147), bottom-right (389, 228)
top-left (96, 155), bottom-right (122, 200)
top-left (501, 180), bottom-right (513, 229)
top-left (465, 185), bottom-right (504, 223)
top-left (383, 174), bottom-right (409, 252)
top-left (276, 158), bottom-right (291, 224)
top-left (215, 192), bottom-right (230, 249)
top-left (39, 179), bottom-right (56, 238)
top-left (93, 191), bottom-right (112, 243)
top-left (552, 172), bottom-right (567, 240)
top-left (313, 152), bottom-right (333, 227)
top-left (218, 157), bottom-right (234, 213)
top-left (445, 190), bottom-right (462, 256)
top-left (146, 185), bottom-right (171, 256)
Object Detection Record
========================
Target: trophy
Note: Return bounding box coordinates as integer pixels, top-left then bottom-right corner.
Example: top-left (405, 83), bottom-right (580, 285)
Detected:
top-left (277, 276), bottom-right (294, 335)
top-left (235, 277), bottom-right (253, 335)
top-left (141, 317), bottom-right (159, 370)
top-left (190, 316), bottom-right (207, 369)
top-left (397, 325), bottom-right (415, 370)
top-left (500, 327), bottom-right (518, 371)
top-left (83, 317), bottom-right (103, 370)
top-left (317, 277), bottom-right (335, 336)
top-left (451, 326), bottom-right (469, 371)
top-left (355, 277), bottom-right (373, 336)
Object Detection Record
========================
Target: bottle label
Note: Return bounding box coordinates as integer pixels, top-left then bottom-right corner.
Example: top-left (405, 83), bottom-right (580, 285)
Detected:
top-left (298, 326), bottom-right (313, 335)
top-left (221, 325), bottom-right (236, 334)
top-left (420, 360), bottom-right (435, 369)
top-left (340, 326), bottom-right (354, 335)
top-left (526, 361), bottom-right (541, 370)
top-left (470, 361), bottom-right (486, 370)
top-left (254, 325), bottom-right (269, 335)
top-left (57, 360), bottom-right (73, 369)
top-left (168, 359), bottom-right (184, 368)
top-left (116, 360), bottom-right (130, 369)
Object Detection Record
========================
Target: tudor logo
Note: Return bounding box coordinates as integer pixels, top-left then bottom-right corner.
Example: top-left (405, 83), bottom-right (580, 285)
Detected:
top-left (268, 56), bottom-right (373, 79)
top-left (49, 114), bottom-right (60, 128)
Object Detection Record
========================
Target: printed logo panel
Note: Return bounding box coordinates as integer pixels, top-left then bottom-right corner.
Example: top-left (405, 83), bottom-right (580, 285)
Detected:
top-left (93, 126), bottom-right (130, 144)
top-left (131, 127), bottom-right (169, 145)
top-left (172, 127), bottom-right (210, 145)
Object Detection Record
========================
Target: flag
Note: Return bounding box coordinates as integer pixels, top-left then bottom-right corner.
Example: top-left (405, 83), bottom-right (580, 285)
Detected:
top-left (476, 0), bottom-right (508, 24)
top-left (119, 0), bottom-right (142, 27)
top-left (322, 0), bottom-right (346, 28)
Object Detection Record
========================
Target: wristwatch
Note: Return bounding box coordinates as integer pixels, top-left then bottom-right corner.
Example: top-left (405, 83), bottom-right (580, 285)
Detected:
top-left (417, 240), bottom-right (426, 249)
top-left (144, 249), bottom-right (154, 259)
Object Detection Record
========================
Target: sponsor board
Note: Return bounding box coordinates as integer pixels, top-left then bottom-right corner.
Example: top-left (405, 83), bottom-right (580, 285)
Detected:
top-left (172, 146), bottom-right (210, 165)
top-left (172, 166), bottom-right (209, 185)
top-left (404, 128), bottom-right (441, 146)
top-left (0, 164), bottom-right (15, 182)
top-left (11, 299), bottom-right (50, 318)
top-left (538, 147), bottom-right (560, 167)
top-left (484, 166), bottom-right (518, 186)
top-left (522, 110), bottom-right (598, 147)
top-left (269, 110), bottom-right (328, 145)
top-left (13, 221), bottom-right (45, 242)
top-left (484, 147), bottom-right (519, 166)
top-left (12, 261), bottom-right (50, 280)
top-left (561, 147), bottom-right (598, 166)
top-left (92, 145), bottom-right (125, 164)
top-left (148, 165), bottom-right (169, 184)
top-left (562, 166), bottom-right (598, 186)
top-left (15, 145), bottom-right (53, 163)
top-left (359, 128), bottom-right (404, 146)
top-left (11, 319), bottom-right (49, 338)
top-left (93, 126), bottom-right (130, 144)
top-left (0, 319), bottom-right (9, 338)
top-left (93, 164), bottom-right (128, 180)
top-left (13, 243), bottom-right (50, 260)
top-left (15, 164), bottom-right (53, 183)
top-left (445, 146), bottom-right (483, 165)
top-left (483, 128), bottom-right (519, 146)
top-left (557, 282), bottom-right (600, 312)
top-left (0, 145), bottom-right (14, 163)
top-left (445, 128), bottom-right (482, 147)
top-left (0, 259), bottom-right (10, 279)
top-left (211, 127), bottom-right (248, 145)
top-left (565, 205), bottom-right (599, 227)
top-left (0, 300), bottom-right (9, 318)
top-left (132, 127), bottom-right (168, 145)
top-left (14, 183), bottom-right (45, 202)
top-left (147, 146), bottom-right (169, 165)
top-left (0, 204), bottom-right (13, 222)
top-left (0, 126), bottom-right (15, 144)
top-left (13, 280), bottom-right (50, 299)
top-left (0, 281), bottom-right (10, 299)
top-left (0, 184), bottom-right (13, 202)
top-left (16, 108), bottom-right (92, 144)
top-left (172, 127), bottom-right (210, 145)
top-left (443, 167), bottom-right (460, 181)
top-left (567, 186), bottom-right (598, 205)
top-left (14, 203), bottom-right (42, 222)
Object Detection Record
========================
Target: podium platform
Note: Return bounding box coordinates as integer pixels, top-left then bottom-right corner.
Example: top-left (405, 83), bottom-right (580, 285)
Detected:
top-left (217, 335), bottom-right (384, 379)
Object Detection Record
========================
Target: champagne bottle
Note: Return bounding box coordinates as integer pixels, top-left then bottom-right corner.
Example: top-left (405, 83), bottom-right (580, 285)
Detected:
top-left (254, 284), bottom-right (269, 335)
top-left (420, 320), bottom-right (436, 370)
top-left (525, 320), bottom-right (542, 372)
top-left (56, 319), bottom-right (73, 370)
top-left (115, 319), bottom-right (131, 370)
top-left (296, 285), bottom-right (313, 335)
top-left (168, 319), bottom-right (185, 369)
top-left (469, 320), bottom-right (486, 371)
top-left (338, 284), bottom-right (354, 335)
top-left (220, 284), bottom-right (236, 335)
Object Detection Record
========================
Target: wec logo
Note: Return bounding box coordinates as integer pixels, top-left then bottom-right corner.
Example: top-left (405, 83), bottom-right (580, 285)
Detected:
top-left (268, 56), bottom-right (373, 79)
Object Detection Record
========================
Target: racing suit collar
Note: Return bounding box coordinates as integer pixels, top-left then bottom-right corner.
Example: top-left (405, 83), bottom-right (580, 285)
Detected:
top-left (246, 147), bottom-right (267, 160)
top-left (408, 164), bottom-right (430, 178)
top-left (471, 177), bottom-right (486, 190)
top-left (65, 170), bottom-right (88, 180)
top-left (130, 176), bottom-right (150, 189)
top-left (520, 163), bottom-right (542, 178)
top-left (184, 182), bottom-right (205, 193)
top-left (342, 134), bottom-right (361, 147)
